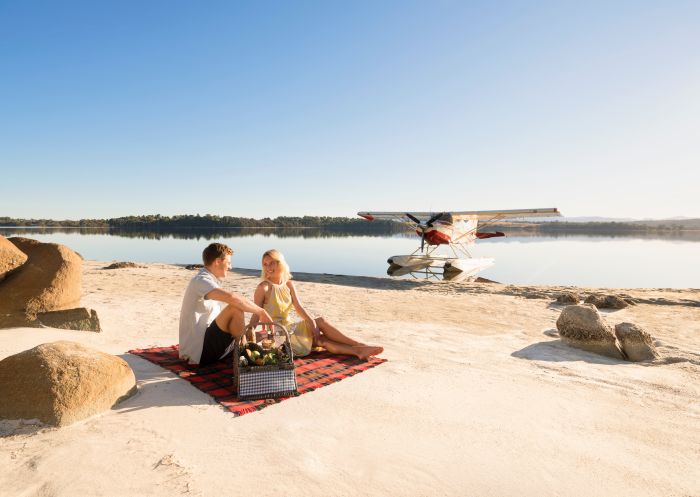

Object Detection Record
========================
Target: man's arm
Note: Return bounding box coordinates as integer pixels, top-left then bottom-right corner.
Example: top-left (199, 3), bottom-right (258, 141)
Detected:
top-left (206, 288), bottom-right (272, 323)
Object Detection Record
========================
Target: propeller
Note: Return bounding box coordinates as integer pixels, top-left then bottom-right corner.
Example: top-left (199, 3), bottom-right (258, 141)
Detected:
top-left (406, 212), bottom-right (445, 252)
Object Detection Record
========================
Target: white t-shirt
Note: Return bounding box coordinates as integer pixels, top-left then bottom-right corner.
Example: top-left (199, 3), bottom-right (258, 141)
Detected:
top-left (178, 268), bottom-right (224, 364)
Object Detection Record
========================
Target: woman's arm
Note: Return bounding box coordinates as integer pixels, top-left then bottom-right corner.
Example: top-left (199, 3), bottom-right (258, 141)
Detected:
top-left (206, 287), bottom-right (271, 322)
top-left (287, 281), bottom-right (316, 330)
top-left (249, 282), bottom-right (268, 329)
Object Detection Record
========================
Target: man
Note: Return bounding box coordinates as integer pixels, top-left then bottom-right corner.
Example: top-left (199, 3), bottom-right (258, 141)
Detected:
top-left (179, 243), bottom-right (272, 366)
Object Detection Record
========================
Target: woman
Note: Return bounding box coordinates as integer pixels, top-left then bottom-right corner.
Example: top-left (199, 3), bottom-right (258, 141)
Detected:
top-left (249, 249), bottom-right (383, 360)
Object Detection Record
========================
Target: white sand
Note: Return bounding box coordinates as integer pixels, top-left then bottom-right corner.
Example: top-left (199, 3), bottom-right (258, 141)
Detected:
top-left (1, 261), bottom-right (699, 497)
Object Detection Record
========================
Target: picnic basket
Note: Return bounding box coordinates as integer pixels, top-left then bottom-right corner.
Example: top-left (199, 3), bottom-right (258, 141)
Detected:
top-left (232, 322), bottom-right (298, 400)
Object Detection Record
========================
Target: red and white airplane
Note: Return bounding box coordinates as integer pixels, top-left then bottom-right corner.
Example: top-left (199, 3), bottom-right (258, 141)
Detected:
top-left (358, 208), bottom-right (561, 280)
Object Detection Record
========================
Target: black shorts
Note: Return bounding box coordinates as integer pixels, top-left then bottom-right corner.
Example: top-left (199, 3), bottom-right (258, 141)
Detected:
top-left (199, 319), bottom-right (234, 366)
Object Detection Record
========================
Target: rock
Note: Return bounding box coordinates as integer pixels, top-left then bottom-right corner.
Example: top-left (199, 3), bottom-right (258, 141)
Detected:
top-left (0, 341), bottom-right (136, 426)
top-left (185, 264), bottom-right (203, 270)
top-left (102, 261), bottom-right (142, 269)
top-left (37, 308), bottom-right (102, 332)
top-left (584, 294), bottom-right (629, 309)
top-left (556, 304), bottom-right (625, 359)
top-left (524, 292), bottom-right (547, 299)
top-left (614, 322), bottom-right (659, 361)
top-left (583, 295), bottom-right (603, 307)
top-left (0, 238), bottom-right (82, 327)
top-left (556, 291), bottom-right (580, 304)
top-left (0, 235), bottom-right (28, 281)
top-left (602, 295), bottom-right (630, 309)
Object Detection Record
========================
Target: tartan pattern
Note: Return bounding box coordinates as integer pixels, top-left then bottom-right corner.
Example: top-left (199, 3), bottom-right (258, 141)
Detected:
top-left (238, 367), bottom-right (297, 400)
top-left (128, 345), bottom-right (387, 417)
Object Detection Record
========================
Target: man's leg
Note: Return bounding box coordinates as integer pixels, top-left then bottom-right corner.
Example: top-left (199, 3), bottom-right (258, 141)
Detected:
top-left (199, 306), bottom-right (246, 366)
top-left (214, 304), bottom-right (246, 338)
top-left (200, 320), bottom-right (235, 366)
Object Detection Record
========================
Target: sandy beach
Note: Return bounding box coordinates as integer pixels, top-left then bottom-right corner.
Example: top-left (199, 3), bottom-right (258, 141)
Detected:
top-left (1, 260), bottom-right (699, 497)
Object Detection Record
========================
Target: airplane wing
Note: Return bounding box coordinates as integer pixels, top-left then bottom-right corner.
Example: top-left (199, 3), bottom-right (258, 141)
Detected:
top-left (358, 208), bottom-right (561, 223)
top-left (451, 207), bottom-right (561, 221)
top-left (357, 212), bottom-right (423, 223)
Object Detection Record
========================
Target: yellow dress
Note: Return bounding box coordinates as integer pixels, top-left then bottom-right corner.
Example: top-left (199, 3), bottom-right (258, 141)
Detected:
top-left (263, 281), bottom-right (314, 357)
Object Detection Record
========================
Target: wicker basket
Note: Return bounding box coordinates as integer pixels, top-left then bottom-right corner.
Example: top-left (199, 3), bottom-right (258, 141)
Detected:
top-left (233, 322), bottom-right (298, 400)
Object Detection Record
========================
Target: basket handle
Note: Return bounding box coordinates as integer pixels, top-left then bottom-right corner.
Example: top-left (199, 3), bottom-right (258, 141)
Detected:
top-left (243, 321), bottom-right (294, 361)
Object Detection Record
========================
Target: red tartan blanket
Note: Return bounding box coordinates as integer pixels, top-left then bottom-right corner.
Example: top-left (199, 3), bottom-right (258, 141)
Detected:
top-left (128, 345), bottom-right (387, 417)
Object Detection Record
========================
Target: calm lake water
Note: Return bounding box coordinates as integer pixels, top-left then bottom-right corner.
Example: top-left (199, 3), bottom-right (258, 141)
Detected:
top-left (2, 227), bottom-right (698, 289)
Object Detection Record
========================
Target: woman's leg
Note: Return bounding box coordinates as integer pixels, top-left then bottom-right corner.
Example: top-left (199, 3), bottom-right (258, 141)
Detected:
top-left (315, 316), bottom-right (365, 346)
top-left (319, 338), bottom-right (384, 360)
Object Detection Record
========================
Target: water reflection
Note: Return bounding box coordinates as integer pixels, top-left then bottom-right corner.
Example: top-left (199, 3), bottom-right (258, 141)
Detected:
top-left (387, 265), bottom-right (484, 283)
top-left (1, 227), bottom-right (698, 288)
top-left (2, 225), bottom-right (697, 242)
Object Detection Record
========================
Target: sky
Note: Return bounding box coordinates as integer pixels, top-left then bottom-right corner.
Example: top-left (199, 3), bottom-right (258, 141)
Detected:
top-left (1, 1), bottom-right (698, 220)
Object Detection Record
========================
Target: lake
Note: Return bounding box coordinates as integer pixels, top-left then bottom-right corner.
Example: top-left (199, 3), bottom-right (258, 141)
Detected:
top-left (1, 227), bottom-right (698, 289)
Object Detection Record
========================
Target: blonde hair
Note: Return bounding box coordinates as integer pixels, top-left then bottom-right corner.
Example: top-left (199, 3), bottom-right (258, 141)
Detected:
top-left (261, 249), bottom-right (292, 284)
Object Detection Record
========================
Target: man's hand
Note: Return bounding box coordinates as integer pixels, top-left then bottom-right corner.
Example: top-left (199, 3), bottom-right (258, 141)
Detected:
top-left (258, 309), bottom-right (274, 329)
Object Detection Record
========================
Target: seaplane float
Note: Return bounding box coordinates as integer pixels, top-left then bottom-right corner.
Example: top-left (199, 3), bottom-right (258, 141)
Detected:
top-left (358, 208), bottom-right (561, 281)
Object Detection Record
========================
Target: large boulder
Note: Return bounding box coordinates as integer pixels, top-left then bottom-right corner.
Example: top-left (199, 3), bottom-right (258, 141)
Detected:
top-left (614, 322), bottom-right (659, 361)
top-left (0, 235), bottom-right (28, 281)
top-left (0, 237), bottom-right (82, 327)
top-left (0, 341), bottom-right (136, 426)
top-left (556, 304), bottom-right (625, 359)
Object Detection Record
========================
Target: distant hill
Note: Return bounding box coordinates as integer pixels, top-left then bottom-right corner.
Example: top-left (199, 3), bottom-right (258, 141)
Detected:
top-left (537, 216), bottom-right (700, 228)
top-left (556, 216), bottom-right (637, 223)
top-left (629, 218), bottom-right (700, 229)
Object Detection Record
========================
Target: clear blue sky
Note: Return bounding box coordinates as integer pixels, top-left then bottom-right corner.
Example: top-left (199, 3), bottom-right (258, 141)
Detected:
top-left (2, 1), bottom-right (698, 220)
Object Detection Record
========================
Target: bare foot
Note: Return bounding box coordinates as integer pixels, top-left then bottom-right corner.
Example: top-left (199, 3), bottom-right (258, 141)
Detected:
top-left (354, 345), bottom-right (384, 360)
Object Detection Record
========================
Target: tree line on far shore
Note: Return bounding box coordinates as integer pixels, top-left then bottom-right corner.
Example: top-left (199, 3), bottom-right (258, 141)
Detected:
top-left (0, 214), bottom-right (402, 233)
top-left (0, 214), bottom-right (697, 235)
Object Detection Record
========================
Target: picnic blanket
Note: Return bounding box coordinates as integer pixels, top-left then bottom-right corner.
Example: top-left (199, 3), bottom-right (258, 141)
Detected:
top-left (128, 345), bottom-right (386, 417)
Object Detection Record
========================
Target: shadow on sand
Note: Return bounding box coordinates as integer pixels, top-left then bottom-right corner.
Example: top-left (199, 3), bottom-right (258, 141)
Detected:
top-left (0, 354), bottom-right (225, 437)
top-left (114, 353), bottom-right (217, 413)
top-left (511, 330), bottom-right (627, 366)
top-left (230, 267), bottom-right (436, 291)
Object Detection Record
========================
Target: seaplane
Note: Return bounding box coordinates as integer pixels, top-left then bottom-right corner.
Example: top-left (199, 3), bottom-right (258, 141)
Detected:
top-left (358, 208), bottom-right (561, 281)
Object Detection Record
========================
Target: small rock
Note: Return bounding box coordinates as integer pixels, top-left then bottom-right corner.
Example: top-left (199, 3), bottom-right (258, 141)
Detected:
top-left (614, 322), bottom-right (658, 361)
top-left (584, 295), bottom-right (603, 307)
top-left (601, 295), bottom-right (629, 309)
top-left (584, 294), bottom-right (629, 309)
top-left (102, 261), bottom-right (142, 269)
top-left (185, 264), bottom-right (204, 270)
top-left (37, 307), bottom-right (101, 332)
top-left (556, 291), bottom-right (580, 304)
top-left (556, 304), bottom-right (624, 359)
top-left (524, 292), bottom-right (547, 299)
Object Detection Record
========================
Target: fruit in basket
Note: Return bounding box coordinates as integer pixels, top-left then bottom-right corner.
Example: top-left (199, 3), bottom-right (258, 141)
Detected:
top-left (276, 345), bottom-right (289, 362)
top-left (239, 355), bottom-right (249, 367)
top-left (255, 358), bottom-right (265, 366)
top-left (263, 352), bottom-right (278, 365)
top-left (246, 349), bottom-right (261, 362)
top-left (246, 342), bottom-right (264, 354)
